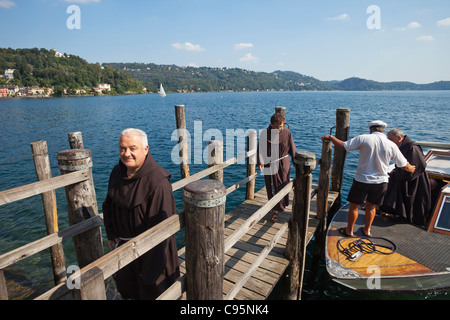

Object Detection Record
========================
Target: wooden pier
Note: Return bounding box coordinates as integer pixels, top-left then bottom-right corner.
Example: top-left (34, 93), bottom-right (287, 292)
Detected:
top-left (0, 108), bottom-right (349, 301)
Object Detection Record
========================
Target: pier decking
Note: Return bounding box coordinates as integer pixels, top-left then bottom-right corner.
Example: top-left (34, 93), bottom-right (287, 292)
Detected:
top-left (176, 186), bottom-right (339, 300)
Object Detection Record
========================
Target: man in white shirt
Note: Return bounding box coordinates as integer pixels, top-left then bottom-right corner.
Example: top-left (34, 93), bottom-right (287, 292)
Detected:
top-left (323, 120), bottom-right (416, 236)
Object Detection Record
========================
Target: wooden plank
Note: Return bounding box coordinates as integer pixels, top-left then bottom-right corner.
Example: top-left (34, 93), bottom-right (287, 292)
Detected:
top-left (224, 181), bottom-right (293, 252)
top-left (0, 215), bottom-right (103, 270)
top-left (0, 169), bottom-right (90, 206)
top-left (225, 223), bottom-right (288, 300)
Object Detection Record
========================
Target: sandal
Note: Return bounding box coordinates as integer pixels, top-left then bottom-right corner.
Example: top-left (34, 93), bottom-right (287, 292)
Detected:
top-left (270, 211), bottom-right (279, 223)
top-left (359, 227), bottom-right (372, 237)
top-left (339, 227), bottom-right (353, 237)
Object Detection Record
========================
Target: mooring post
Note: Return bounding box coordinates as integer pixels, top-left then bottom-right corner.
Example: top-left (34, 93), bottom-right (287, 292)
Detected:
top-left (311, 137), bottom-right (333, 275)
top-left (208, 140), bottom-right (224, 182)
top-left (183, 179), bottom-right (226, 300)
top-left (57, 149), bottom-right (103, 269)
top-left (31, 141), bottom-right (67, 286)
top-left (283, 151), bottom-right (316, 300)
top-left (0, 270), bottom-right (7, 300)
top-left (275, 106), bottom-right (286, 119)
top-left (175, 105), bottom-right (190, 179)
top-left (68, 132), bottom-right (84, 149)
top-left (245, 129), bottom-right (257, 200)
top-left (73, 266), bottom-right (106, 300)
top-left (331, 108), bottom-right (350, 209)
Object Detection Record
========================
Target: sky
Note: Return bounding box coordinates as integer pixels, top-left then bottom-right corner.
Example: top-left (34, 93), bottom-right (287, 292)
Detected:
top-left (1, 0), bottom-right (449, 84)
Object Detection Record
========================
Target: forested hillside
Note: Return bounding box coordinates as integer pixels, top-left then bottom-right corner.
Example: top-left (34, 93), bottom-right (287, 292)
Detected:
top-left (0, 48), bottom-right (143, 95)
top-left (106, 62), bottom-right (450, 93)
top-left (105, 63), bottom-right (328, 93)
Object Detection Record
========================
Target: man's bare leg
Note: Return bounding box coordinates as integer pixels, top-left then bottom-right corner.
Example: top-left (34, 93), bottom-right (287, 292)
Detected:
top-left (363, 202), bottom-right (377, 236)
top-left (345, 202), bottom-right (360, 236)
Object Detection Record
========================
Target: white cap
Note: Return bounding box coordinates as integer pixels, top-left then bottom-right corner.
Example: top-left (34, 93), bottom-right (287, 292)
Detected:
top-left (369, 120), bottom-right (387, 128)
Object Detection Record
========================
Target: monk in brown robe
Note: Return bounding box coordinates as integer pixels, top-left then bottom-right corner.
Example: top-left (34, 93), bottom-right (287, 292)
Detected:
top-left (257, 113), bottom-right (297, 222)
top-left (103, 128), bottom-right (180, 299)
top-left (380, 128), bottom-right (432, 226)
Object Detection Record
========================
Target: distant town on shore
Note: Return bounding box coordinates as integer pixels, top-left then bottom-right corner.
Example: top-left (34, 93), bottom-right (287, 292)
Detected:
top-left (1, 47), bottom-right (450, 98)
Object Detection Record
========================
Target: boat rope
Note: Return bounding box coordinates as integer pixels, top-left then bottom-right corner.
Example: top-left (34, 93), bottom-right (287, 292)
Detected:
top-left (337, 236), bottom-right (397, 262)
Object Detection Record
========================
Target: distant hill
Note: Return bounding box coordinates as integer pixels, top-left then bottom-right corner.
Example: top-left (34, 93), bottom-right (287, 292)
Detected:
top-left (0, 48), bottom-right (143, 95)
top-left (105, 63), bottom-right (331, 93)
top-left (2, 47), bottom-right (448, 95)
top-left (105, 62), bottom-right (450, 93)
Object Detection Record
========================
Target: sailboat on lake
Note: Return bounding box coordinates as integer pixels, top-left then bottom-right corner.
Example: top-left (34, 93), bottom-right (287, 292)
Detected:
top-left (158, 84), bottom-right (166, 97)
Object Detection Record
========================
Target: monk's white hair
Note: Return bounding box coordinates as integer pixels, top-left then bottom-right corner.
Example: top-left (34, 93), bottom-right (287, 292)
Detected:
top-left (120, 128), bottom-right (148, 147)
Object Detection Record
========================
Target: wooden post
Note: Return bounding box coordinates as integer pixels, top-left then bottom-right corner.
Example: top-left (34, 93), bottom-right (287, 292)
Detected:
top-left (68, 132), bottom-right (84, 149)
top-left (57, 149), bottom-right (103, 269)
top-left (245, 129), bottom-right (257, 200)
top-left (31, 141), bottom-right (67, 286)
top-left (311, 138), bottom-right (332, 275)
top-left (331, 108), bottom-right (350, 202)
top-left (73, 266), bottom-right (106, 300)
top-left (183, 179), bottom-right (226, 300)
top-left (175, 105), bottom-right (190, 179)
top-left (283, 151), bottom-right (316, 300)
top-left (275, 106), bottom-right (286, 119)
top-left (0, 270), bottom-right (7, 300)
top-left (208, 140), bottom-right (223, 182)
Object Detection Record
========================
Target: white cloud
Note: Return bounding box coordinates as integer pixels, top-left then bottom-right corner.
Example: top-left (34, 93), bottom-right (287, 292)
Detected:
top-left (437, 17), bottom-right (450, 27)
top-left (416, 35), bottom-right (434, 41)
top-left (407, 22), bottom-right (421, 29)
top-left (395, 21), bottom-right (421, 31)
top-left (0, 0), bottom-right (15, 8)
top-left (240, 53), bottom-right (259, 63)
top-left (171, 42), bottom-right (205, 52)
top-left (326, 13), bottom-right (349, 21)
top-left (234, 43), bottom-right (253, 51)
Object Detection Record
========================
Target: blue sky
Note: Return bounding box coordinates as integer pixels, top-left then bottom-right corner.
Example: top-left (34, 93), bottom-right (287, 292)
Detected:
top-left (1, 0), bottom-right (449, 83)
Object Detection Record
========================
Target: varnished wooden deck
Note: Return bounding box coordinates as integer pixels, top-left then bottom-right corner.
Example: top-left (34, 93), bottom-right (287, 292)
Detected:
top-left (178, 185), bottom-right (339, 300)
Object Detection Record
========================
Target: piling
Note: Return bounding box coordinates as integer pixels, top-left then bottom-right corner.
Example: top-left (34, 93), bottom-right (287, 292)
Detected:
top-left (311, 137), bottom-right (333, 274)
top-left (331, 108), bottom-right (350, 208)
top-left (283, 151), bottom-right (316, 300)
top-left (183, 179), bottom-right (226, 300)
top-left (245, 129), bottom-right (257, 200)
top-left (72, 266), bottom-right (106, 300)
top-left (68, 132), bottom-right (84, 149)
top-left (208, 140), bottom-right (224, 182)
top-left (57, 149), bottom-right (103, 268)
top-left (31, 141), bottom-right (66, 285)
top-left (175, 105), bottom-right (190, 178)
top-left (275, 106), bottom-right (286, 118)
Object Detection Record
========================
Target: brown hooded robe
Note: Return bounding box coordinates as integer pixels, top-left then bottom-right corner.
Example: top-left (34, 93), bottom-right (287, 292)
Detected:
top-left (257, 126), bottom-right (296, 212)
top-left (103, 153), bottom-right (180, 299)
top-left (381, 135), bottom-right (432, 226)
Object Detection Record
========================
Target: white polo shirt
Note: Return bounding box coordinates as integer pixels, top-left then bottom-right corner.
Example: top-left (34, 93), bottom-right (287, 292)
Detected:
top-left (343, 132), bottom-right (408, 184)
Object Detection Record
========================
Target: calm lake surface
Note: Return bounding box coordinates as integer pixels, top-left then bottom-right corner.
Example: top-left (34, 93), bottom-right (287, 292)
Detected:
top-left (0, 91), bottom-right (449, 300)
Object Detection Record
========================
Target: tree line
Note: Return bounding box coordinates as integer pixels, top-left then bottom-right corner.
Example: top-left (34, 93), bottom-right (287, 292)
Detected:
top-left (0, 48), bottom-right (143, 95)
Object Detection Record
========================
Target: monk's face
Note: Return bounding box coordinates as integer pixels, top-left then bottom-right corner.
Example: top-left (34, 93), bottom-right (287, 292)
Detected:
top-left (119, 134), bottom-right (149, 174)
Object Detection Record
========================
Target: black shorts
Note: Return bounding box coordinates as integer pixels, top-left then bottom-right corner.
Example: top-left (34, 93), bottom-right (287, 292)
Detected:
top-left (347, 179), bottom-right (388, 206)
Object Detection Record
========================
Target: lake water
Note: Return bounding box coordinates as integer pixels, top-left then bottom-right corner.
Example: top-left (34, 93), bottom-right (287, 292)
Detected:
top-left (0, 91), bottom-right (449, 300)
